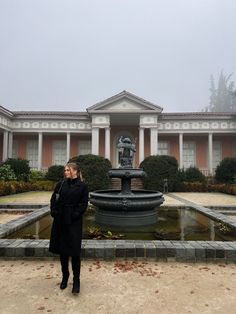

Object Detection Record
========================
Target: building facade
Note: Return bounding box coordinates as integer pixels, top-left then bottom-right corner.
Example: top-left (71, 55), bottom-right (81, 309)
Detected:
top-left (1, 91), bottom-right (236, 175)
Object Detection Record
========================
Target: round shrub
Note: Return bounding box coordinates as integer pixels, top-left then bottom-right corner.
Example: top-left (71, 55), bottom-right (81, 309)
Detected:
top-left (29, 170), bottom-right (46, 182)
top-left (0, 164), bottom-right (17, 181)
top-left (69, 154), bottom-right (112, 191)
top-left (139, 155), bottom-right (179, 192)
top-left (4, 158), bottom-right (30, 181)
top-left (45, 165), bottom-right (64, 181)
top-left (215, 157), bottom-right (236, 184)
top-left (183, 166), bottom-right (206, 183)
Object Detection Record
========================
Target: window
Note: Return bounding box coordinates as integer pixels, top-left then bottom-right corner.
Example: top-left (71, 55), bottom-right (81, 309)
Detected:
top-left (12, 140), bottom-right (18, 158)
top-left (78, 140), bottom-right (91, 155)
top-left (158, 141), bottom-right (170, 155)
top-left (53, 140), bottom-right (67, 165)
top-left (26, 140), bottom-right (38, 168)
top-left (183, 142), bottom-right (195, 168)
top-left (213, 141), bottom-right (221, 171)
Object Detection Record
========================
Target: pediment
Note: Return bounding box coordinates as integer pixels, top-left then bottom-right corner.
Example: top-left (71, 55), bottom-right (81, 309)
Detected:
top-left (87, 90), bottom-right (163, 113)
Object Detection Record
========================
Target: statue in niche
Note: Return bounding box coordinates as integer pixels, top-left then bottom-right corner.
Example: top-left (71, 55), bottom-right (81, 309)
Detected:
top-left (117, 136), bottom-right (136, 168)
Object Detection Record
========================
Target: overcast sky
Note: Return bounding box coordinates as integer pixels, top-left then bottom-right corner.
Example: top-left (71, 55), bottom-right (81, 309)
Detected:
top-left (0, 0), bottom-right (236, 113)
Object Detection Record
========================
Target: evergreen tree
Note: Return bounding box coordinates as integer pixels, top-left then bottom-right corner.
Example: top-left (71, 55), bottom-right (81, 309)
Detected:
top-left (204, 71), bottom-right (236, 112)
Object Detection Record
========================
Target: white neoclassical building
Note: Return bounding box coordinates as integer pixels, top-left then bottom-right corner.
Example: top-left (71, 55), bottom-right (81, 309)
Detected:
top-left (1, 91), bottom-right (236, 175)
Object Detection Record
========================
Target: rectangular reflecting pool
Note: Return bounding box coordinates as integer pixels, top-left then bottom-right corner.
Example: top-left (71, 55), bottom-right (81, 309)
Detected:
top-left (7, 207), bottom-right (236, 241)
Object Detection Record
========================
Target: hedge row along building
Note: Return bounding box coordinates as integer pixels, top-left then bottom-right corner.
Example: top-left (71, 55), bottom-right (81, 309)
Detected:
top-left (0, 91), bottom-right (236, 175)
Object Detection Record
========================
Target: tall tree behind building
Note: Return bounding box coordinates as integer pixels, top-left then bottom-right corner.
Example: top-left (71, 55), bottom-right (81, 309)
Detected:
top-left (204, 71), bottom-right (236, 112)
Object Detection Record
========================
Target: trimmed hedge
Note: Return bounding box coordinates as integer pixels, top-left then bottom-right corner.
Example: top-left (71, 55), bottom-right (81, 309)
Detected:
top-left (181, 182), bottom-right (236, 195)
top-left (4, 158), bottom-right (30, 181)
top-left (0, 180), bottom-right (54, 196)
top-left (215, 157), bottom-right (236, 184)
top-left (140, 155), bottom-right (179, 192)
top-left (183, 167), bottom-right (206, 183)
top-left (69, 154), bottom-right (112, 191)
top-left (45, 165), bottom-right (64, 181)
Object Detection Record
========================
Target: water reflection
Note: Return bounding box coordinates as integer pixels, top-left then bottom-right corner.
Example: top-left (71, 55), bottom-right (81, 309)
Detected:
top-left (8, 207), bottom-right (236, 241)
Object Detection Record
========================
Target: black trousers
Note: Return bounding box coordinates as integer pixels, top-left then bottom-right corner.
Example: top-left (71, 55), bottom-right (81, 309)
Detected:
top-left (60, 255), bottom-right (81, 279)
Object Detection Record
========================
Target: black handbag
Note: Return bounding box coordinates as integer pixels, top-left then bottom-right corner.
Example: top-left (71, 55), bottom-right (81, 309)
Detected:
top-left (55, 180), bottom-right (64, 202)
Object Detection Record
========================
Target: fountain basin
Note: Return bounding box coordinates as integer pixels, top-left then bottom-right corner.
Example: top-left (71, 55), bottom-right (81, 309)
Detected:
top-left (90, 189), bottom-right (164, 226)
top-left (90, 189), bottom-right (164, 211)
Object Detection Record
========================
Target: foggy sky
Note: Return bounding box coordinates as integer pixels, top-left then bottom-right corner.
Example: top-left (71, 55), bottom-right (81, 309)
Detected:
top-left (0, 0), bottom-right (236, 113)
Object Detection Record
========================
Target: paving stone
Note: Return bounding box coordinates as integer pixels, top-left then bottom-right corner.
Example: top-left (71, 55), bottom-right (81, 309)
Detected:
top-left (156, 247), bottom-right (167, 260)
top-left (135, 245), bottom-right (145, 258)
top-left (195, 248), bottom-right (206, 261)
top-left (125, 244), bottom-right (135, 258)
top-left (84, 247), bottom-right (95, 259)
top-left (206, 248), bottom-right (216, 260)
top-left (115, 244), bottom-right (126, 258)
top-left (104, 247), bottom-right (115, 260)
top-left (176, 247), bottom-right (186, 262)
top-left (25, 247), bottom-right (35, 257)
top-left (95, 247), bottom-right (105, 259)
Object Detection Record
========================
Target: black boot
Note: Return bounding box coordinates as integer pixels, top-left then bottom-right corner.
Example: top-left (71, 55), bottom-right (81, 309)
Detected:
top-left (71, 256), bottom-right (81, 294)
top-left (60, 255), bottom-right (70, 290)
top-left (72, 277), bottom-right (80, 294)
top-left (60, 272), bottom-right (69, 290)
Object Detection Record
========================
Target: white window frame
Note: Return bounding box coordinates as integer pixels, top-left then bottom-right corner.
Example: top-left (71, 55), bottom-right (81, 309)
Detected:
top-left (26, 139), bottom-right (38, 169)
top-left (158, 141), bottom-right (170, 155)
top-left (78, 140), bottom-right (92, 155)
top-left (52, 140), bottom-right (67, 165)
top-left (183, 141), bottom-right (196, 168)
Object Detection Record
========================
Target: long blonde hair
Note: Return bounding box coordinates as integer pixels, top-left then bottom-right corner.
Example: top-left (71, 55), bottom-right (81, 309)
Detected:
top-left (65, 162), bottom-right (82, 180)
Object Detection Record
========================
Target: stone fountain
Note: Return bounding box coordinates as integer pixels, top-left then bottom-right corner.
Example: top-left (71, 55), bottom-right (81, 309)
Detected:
top-left (90, 136), bottom-right (164, 226)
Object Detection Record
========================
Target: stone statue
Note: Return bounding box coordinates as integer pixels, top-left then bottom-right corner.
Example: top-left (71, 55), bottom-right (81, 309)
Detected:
top-left (117, 136), bottom-right (136, 168)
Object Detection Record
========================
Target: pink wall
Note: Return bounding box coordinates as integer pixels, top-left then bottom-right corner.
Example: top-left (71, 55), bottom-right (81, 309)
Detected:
top-left (3, 131), bottom-right (236, 170)
top-left (184, 135), bottom-right (208, 168)
top-left (214, 135), bottom-right (236, 158)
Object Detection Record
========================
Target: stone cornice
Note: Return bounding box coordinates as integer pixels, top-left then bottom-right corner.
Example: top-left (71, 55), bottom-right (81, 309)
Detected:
top-left (0, 105), bottom-right (14, 118)
top-left (161, 112), bottom-right (236, 120)
top-left (158, 120), bottom-right (236, 133)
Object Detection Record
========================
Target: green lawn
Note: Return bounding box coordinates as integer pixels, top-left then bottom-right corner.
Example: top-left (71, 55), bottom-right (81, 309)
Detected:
top-left (0, 191), bottom-right (51, 204)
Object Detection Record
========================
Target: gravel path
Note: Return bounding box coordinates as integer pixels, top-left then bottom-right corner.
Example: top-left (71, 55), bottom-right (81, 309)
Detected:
top-left (1, 259), bottom-right (236, 314)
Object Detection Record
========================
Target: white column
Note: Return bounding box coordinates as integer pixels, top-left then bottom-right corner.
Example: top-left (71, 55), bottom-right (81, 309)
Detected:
top-left (38, 132), bottom-right (43, 170)
top-left (8, 132), bottom-right (13, 158)
top-left (150, 127), bottom-right (158, 155)
top-left (139, 127), bottom-right (145, 163)
top-left (3, 130), bottom-right (8, 161)
top-left (208, 132), bottom-right (213, 176)
top-left (66, 132), bottom-right (71, 162)
top-left (92, 127), bottom-right (99, 155)
top-left (105, 127), bottom-right (110, 160)
top-left (179, 132), bottom-right (183, 169)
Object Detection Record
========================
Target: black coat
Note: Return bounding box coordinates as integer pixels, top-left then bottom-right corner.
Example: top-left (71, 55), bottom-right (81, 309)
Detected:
top-left (49, 178), bottom-right (88, 256)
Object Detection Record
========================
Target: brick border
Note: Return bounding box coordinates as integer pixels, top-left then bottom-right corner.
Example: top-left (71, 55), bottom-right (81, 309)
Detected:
top-left (0, 239), bottom-right (236, 263)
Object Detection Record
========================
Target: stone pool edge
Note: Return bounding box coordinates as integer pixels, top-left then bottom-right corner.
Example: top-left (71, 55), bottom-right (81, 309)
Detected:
top-left (1, 203), bottom-right (236, 263)
top-left (1, 239), bottom-right (236, 263)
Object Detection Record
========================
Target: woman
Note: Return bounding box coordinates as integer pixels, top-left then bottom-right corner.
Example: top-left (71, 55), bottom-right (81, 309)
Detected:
top-left (49, 162), bottom-right (88, 294)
